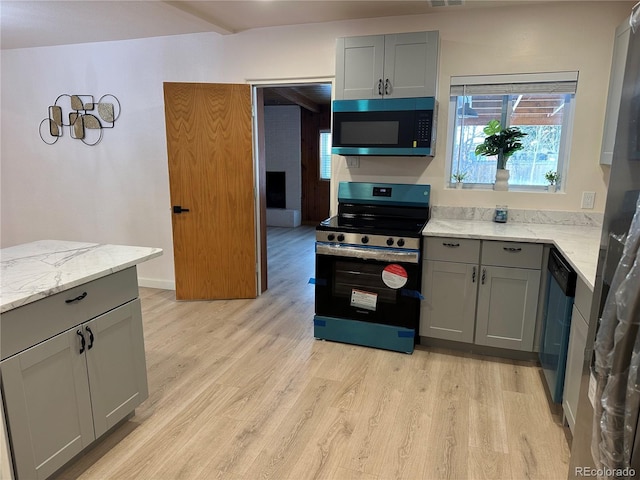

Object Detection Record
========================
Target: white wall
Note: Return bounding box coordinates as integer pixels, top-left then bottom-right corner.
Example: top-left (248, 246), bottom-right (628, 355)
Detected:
top-left (1, 2), bottom-right (633, 288)
top-left (264, 105), bottom-right (302, 211)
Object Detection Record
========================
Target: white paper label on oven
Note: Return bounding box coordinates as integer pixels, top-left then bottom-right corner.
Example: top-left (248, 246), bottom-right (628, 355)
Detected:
top-left (351, 289), bottom-right (378, 311)
top-left (382, 264), bottom-right (408, 289)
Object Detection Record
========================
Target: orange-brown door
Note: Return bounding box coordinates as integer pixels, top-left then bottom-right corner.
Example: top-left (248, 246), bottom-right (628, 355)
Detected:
top-left (164, 82), bottom-right (256, 300)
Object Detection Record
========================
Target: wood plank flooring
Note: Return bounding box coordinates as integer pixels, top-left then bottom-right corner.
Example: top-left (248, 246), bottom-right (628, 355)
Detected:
top-left (54, 226), bottom-right (570, 480)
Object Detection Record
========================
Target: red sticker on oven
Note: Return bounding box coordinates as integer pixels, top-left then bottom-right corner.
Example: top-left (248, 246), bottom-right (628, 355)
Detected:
top-left (382, 264), bottom-right (408, 289)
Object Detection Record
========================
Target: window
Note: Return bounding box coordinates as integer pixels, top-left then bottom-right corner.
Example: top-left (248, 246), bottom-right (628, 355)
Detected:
top-left (320, 130), bottom-right (332, 180)
top-left (449, 72), bottom-right (578, 189)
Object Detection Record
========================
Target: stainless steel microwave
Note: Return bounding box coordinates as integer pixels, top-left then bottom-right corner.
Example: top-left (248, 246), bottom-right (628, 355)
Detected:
top-left (331, 96), bottom-right (436, 156)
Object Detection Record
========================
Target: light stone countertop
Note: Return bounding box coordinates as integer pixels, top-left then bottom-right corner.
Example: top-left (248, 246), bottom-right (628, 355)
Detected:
top-left (0, 240), bottom-right (163, 313)
top-left (423, 219), bottom-right (602, 291)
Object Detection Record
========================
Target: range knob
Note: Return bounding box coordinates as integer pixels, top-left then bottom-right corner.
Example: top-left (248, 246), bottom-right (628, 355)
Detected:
top-left (386, 238), bottom-right (394, 246)
top-left (337, 234), bottom-right (345, 242)
top-left (397, 238), bottom-right (405, 247)
top-left (327, 234), bottom-right (335, 241)
top-left (361, 236), bottom-right (369, 244)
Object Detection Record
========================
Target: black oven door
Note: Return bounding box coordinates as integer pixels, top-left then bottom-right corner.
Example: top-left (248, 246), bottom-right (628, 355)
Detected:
top-left (315, 243), bottom-right (422, 330)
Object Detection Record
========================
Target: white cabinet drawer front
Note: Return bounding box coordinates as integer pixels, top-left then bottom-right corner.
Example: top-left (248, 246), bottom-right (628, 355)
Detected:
top-left (481, 241), bottom-right (543, 269)
top-left (425, 237), bottom-right (480, 264)
top-left (1, 268), bottom-right (138, 360)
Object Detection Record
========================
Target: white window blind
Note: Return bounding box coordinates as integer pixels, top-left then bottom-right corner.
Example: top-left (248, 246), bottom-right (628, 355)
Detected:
top-left (319, 130), bottom-right (331, 180)
top-left (450, 71), bottom-right (579, 95)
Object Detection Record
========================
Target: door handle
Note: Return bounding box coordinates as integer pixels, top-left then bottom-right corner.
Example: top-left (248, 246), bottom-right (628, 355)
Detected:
top-left (472, 266), bottom-right (476, 283)
top-left (378, 79), bottom-right (383, 96)
top-left (77, 330), bottom-right (86, 354)
top-left (481, 268), bottom-right (487, 285)
top-left (173, 205), bottom-right (190, 214)
top-left (85, 326), bottom-right (94, 350)
top-left (384, 78), bottom-right (390, 95)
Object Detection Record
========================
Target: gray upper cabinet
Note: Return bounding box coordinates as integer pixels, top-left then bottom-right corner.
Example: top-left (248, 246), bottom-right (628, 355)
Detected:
top-left (600, 17), bottom-right (631, 165)
top-left (335, 31), bottom-right (439, 100)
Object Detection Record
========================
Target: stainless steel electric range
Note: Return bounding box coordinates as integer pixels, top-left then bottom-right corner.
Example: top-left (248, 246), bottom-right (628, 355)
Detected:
top-left (314, 181), bottom-right (430, 353)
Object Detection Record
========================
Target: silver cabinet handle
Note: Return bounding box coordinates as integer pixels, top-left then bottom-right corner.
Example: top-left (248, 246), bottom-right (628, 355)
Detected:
top-left (443, 242), bottom-right (460, 248)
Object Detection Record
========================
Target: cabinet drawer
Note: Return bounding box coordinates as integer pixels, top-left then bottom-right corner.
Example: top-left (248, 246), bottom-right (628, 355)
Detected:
top-left (481, 241), bottom-right (543, 269)
top-left (1, 267), bottom-right (139, 360)
top-left (425, 237), bottom-right (480, 264)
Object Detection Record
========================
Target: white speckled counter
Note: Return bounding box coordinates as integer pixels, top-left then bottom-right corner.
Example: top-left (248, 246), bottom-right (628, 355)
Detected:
top-left (423, 219), bottom-right (602, 290)
top-left (0, 240), bottom-right (163, 313)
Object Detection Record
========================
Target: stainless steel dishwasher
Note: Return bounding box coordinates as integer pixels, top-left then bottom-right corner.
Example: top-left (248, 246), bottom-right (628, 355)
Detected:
top-left (539, 247), bottom-right (577, 403)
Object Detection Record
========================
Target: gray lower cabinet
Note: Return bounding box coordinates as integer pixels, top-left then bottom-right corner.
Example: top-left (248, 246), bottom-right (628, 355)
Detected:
top-left (421, 237), bottom-right (543, 352)
top-left (1, 297), bottom-right (147, 480)
top-left (421, 260), bottom-right (478, 343)
top-left (335, 31), bottom-right (439, 100)
top-left (475, 266), bottom-right (541, 350)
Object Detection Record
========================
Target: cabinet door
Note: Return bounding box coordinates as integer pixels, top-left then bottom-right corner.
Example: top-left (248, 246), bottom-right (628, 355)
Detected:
top-left (475, 266), bottom-right (541, 351)
top-left (383, 31), bottom-right (439, 98)
top-left (563, 305), bottom-right (589, 433)
top-left (420, 260), bottom-right (478, 343)
top-left (85, 299), bottom-right (148, 438)
top-left (335, 35), bottom-right (385, 100)
top-left (1, 329), bottom-right (94, 480)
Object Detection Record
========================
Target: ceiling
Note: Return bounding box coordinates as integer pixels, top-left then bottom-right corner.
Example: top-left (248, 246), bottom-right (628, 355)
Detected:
top-left (0, 0), bottom-right (548, 51)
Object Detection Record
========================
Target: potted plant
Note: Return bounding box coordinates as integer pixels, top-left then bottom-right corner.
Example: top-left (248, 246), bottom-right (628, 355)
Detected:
top-left (545, 170), bottom-right (560, 192)
top-left (451, 171), bottom-right (467, 189)
top-left (474, 119), bottom-right (527, 191)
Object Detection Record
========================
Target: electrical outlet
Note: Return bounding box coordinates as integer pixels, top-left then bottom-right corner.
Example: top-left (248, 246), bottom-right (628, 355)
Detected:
top-left (346, 157), bottom-right (359, 168)
top-left (582, 191), bottom-right (596, 209)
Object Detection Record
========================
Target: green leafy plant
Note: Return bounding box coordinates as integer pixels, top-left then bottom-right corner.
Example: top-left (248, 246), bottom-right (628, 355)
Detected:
top-left (474, 119), bottom-right (527, 170)
top-left (545, 170), bottom-right (560, 185)
top-left (451, 171), bottom-right (467, 183)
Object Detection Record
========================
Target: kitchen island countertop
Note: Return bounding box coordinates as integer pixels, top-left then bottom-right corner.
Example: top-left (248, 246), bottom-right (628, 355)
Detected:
top-left (0, 240), bottom-right (163, 313)
top-left (423, 219), bottom-right (602, 291)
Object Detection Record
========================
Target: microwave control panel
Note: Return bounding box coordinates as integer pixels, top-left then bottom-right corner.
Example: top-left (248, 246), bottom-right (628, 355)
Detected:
top-left (414, 111), bottom-right (433, 147)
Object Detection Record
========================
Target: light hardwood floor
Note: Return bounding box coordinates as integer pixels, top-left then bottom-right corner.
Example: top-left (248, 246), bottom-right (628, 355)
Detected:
top-left (55, 226), bottom-right (570, 480)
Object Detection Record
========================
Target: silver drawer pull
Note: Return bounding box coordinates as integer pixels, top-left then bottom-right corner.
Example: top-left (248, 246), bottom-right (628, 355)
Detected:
top-left (503, 247), bottom-right (522, 252)
top-left (65, 291), bottom-right (87, 304)
top-left (442, 242), bottom-right (460, 248)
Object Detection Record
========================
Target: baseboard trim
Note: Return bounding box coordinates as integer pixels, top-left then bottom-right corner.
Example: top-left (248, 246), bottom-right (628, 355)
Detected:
top-left (138, 277), bottom-right (175, 291)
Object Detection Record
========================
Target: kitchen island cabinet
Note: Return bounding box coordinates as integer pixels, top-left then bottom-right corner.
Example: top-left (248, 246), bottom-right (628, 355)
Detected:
top-left (334, 31), bottom-right (439, 100)
top-left (0, 240), bottom-right (161, 480)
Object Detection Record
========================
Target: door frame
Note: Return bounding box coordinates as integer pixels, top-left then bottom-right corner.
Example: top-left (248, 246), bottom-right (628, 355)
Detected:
top-left (250, 77), bottom-right (334, 294)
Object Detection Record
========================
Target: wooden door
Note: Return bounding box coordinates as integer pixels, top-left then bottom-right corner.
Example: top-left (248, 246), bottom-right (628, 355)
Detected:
top-left (164, 83), bottom-right (257, 300)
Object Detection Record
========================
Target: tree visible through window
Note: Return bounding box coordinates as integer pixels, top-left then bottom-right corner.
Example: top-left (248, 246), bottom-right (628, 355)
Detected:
top-left (320, 130), bottom-right (331, 180)
top-left (449, 74), bottom-right (577, 189)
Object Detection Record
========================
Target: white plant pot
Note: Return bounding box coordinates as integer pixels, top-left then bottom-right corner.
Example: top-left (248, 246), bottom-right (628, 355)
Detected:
top-left (548, 184), bottom-right (557, 193)
top-left (455, 182), bottom-right (463, 190)
top-left (494, 169), bottom-right (510, 191)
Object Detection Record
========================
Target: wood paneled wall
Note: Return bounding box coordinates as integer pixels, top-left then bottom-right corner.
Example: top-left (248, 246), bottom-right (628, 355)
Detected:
top-left (300, 105), bottom-right (331, 224)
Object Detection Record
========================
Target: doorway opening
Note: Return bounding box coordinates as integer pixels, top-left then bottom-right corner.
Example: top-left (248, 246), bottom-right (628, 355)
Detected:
top-left (253, 82), bottom-right (332, 293)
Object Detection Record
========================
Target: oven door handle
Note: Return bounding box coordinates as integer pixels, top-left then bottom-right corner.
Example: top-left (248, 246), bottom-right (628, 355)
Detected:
top-left (316, 243), bottom-right (420, 264)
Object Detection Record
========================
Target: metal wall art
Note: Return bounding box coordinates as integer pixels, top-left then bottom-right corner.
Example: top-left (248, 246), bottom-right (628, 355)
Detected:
top-left (39, 94), bottom-right (121, 146)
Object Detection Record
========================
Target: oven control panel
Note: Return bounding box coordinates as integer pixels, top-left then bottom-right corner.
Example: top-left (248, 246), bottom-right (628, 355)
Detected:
top-left (316, 231), bottom-right (420, 250)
